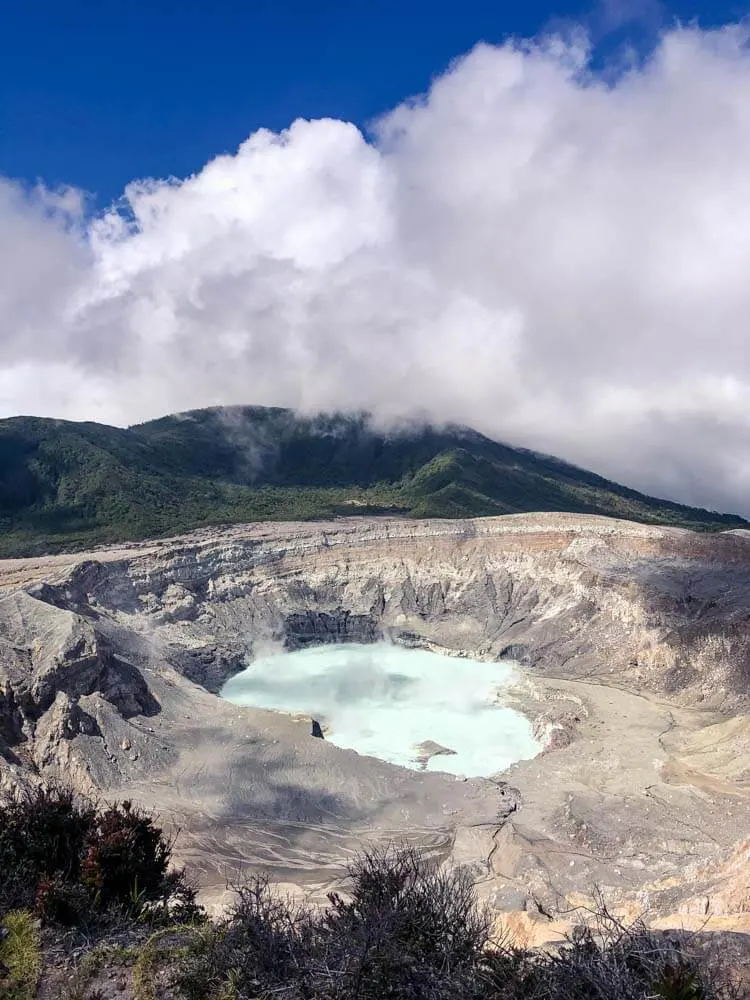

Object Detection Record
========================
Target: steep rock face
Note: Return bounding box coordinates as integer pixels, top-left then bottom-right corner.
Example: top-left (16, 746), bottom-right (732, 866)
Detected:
top-left (0, 590), bottom-right (158, 779)
top-left (16, 514), bottom-right (750, 708)
top-left (283, 610), bottom-right (379, 650)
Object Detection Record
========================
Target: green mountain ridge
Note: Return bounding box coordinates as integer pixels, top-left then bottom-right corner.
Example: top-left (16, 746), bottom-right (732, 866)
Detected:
top-left (0, 405), bottom-right (743, 557)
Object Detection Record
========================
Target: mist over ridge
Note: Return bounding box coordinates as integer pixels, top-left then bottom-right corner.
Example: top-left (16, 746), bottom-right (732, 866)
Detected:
top-left (0, 404), bottom-right (743, 558)
top-left (4, 24), bottom-right (750, 512)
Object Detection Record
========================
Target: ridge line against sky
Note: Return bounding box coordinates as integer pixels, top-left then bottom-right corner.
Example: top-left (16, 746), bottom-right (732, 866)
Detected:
top-left (4, 6), bottom-right (750, 515)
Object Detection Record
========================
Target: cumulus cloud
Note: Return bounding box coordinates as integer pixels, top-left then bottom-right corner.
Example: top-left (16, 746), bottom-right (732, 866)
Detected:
top-left (3, 23), bottom-right (750, 512)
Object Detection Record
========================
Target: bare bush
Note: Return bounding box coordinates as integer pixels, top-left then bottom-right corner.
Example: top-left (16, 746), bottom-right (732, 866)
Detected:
top-left (174, 848), bottom-right (742, 1000)
top-left (323, 844), bottom-right (490, 999)
top-left (177, 875), bottom-right (320, 1000)
top-left (482, 900), bottom-right (741, 1000)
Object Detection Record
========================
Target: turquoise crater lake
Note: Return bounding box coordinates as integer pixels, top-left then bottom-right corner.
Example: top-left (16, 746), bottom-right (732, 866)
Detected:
top-left (220, 643), bottom-right (542, 777)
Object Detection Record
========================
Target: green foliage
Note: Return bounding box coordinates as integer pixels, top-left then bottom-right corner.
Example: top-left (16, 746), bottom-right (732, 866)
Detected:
top-left (0, 406), bottom-right (743, 556)
top-left (0, 786), bottom-right (200, 927)
top-left (132, 927), bottom-right (206, 1000)
top-left (0, 910), bottom-right (42, 1000)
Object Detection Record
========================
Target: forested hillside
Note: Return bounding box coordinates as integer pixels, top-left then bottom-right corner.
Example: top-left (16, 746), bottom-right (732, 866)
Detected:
top-left (0, 406), bottom-right (743, 555)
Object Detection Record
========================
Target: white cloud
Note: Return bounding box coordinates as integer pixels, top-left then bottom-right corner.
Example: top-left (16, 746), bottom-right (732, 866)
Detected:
top-left (3, 24), bottom-right (750, 512)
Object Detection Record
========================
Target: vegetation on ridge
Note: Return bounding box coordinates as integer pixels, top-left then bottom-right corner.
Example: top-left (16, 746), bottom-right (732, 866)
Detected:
top-left (0, 406), bottom-right (744, 556)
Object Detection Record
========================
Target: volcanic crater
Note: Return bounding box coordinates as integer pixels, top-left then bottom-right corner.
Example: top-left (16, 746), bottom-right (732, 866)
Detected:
top-left (3, 512), bottom-right (750, 940)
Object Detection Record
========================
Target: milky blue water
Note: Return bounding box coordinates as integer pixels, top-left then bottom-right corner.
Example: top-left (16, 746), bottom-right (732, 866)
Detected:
top-left (220, 643), bottom-right (541, 777)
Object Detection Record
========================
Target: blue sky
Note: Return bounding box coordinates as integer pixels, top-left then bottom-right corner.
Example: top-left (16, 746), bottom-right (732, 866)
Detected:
top-left (4, 1), bottom-right (750, 513)
top-left (2, 0), bottom-right (748, 205)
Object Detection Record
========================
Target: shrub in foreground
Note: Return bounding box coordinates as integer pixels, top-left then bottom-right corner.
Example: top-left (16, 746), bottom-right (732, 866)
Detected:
top-left (0, 785), bottom-right (199, 927)
top-left (174, 846), bottom-right (739, 1000)
top-left (0, 795), bottom-right (740, 999)
top-left (0, 910), bottom-right (42, 1000)
top-left (483, 912), bottom-right (736, 1000)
